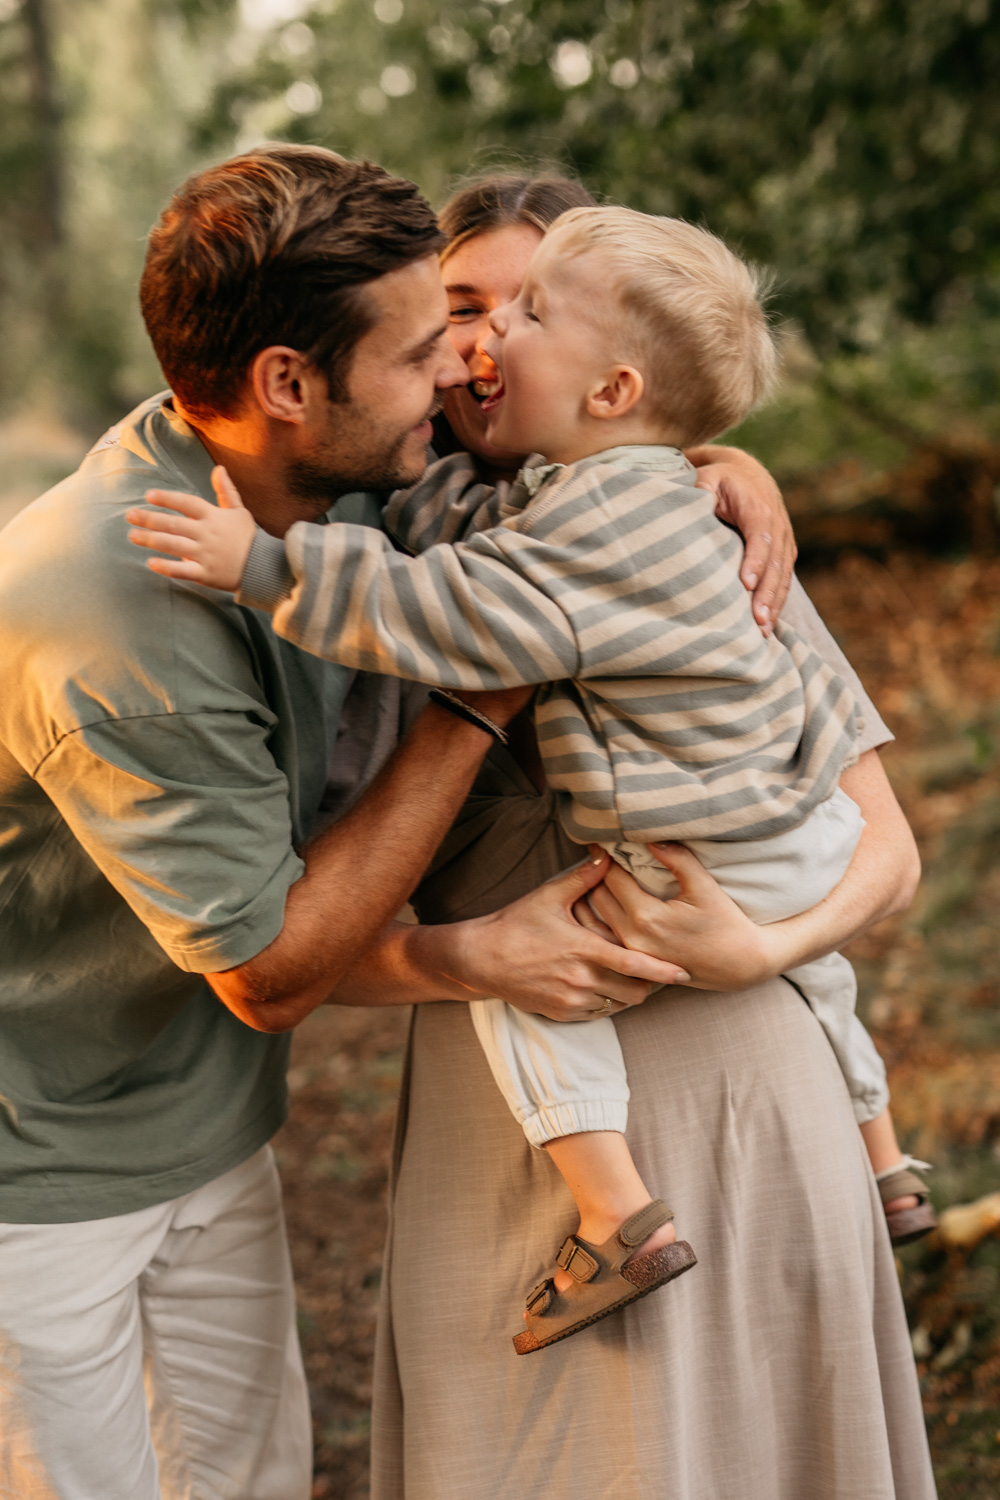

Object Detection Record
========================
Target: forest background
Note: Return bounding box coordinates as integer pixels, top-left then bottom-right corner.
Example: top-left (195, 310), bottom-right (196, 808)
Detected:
top-left (2, 2), bottom-right (1000, 1496)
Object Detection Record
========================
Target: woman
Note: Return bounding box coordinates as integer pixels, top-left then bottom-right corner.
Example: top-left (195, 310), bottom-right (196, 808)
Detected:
top-left (358, 176), bottom-right (935, 1498)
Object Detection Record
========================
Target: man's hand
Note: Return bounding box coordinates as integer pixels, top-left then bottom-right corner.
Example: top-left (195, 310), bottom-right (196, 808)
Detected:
top-left (432, 853), bottom-right (691, 1021)
top-left (687, 445), bottom-right (796, 635)
top-left (126, 466), bottom-right (257, 592)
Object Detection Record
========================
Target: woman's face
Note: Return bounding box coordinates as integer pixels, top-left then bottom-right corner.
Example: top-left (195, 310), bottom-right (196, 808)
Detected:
top-left (441, 222), bottom-right (544, 471)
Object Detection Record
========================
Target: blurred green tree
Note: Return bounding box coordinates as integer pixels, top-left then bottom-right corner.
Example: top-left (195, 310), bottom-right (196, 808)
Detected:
top-left (0, 0), bottom-right (239, 421)
top-left (211, 0), bottom-right (1000, 356)
top-left (1, 0), bottom-right (999, 429)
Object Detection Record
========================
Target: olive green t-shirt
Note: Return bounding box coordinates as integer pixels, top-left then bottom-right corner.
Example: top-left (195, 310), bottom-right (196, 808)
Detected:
top-left (0, 393), bottom-right (377, 1223)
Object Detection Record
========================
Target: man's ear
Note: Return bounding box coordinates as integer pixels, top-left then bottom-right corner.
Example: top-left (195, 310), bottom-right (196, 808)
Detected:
top-left (585, 364), bottom-right (644, 422)
top-left (250, 346), bottom-right (318, 424)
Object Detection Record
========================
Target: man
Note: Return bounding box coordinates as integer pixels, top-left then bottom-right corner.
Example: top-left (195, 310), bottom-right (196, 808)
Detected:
top-left (0, 146), bottom-right (694, 1498)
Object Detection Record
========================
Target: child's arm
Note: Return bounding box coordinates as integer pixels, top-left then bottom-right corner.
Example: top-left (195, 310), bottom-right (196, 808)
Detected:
top-left (383, 451), bottom-right (512, 553)
top-left (127, 467), bottom-right (578, 691)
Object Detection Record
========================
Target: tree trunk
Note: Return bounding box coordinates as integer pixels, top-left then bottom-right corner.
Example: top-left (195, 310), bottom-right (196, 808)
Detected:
top-left (22, 0), bottom-right (63, 248)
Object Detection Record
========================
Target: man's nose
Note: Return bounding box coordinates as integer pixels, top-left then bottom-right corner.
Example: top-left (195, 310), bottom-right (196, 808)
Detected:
top-left (436, 339), bottom-right (471, 390)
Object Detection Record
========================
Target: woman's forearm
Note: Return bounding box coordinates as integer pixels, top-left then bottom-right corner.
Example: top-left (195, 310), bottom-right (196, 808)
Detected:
top-left (756, 749), bottom-right (920, 974)
top-left (586, 747), bottom-right (920, 992)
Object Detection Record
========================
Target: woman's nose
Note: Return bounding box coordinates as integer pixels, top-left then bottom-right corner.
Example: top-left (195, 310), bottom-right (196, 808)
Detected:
top-left (471, 344), bottom-right (498, 376)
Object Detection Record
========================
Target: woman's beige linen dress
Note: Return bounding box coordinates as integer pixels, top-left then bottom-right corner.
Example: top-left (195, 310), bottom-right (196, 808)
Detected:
top-left (369, 582), bottom-right (937, 1500)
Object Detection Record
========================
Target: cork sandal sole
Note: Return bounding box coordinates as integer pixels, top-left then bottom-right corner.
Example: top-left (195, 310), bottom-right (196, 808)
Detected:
top-left (886, 1201), bottom-right (937, 1246)
top-left (512, 1239), bottom-right (697, 1355)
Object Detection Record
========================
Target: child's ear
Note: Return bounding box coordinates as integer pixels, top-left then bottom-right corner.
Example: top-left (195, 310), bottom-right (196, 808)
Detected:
top-left (586, 365), bottom-right (644, 422)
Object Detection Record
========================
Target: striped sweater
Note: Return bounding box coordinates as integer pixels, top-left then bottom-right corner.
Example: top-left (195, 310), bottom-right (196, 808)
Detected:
top-left (240, 445), bottom-right (860, 845)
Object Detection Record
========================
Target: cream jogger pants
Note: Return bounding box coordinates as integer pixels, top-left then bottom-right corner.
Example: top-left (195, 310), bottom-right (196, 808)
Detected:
top-left (470, 787), bottom-right (891, 1146)
top-left (0, 1145), bottom-right (312, 1500)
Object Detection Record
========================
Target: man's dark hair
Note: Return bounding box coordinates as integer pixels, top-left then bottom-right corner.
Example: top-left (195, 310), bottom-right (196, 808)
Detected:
top-left (140, 145), bottom-right (446, 418)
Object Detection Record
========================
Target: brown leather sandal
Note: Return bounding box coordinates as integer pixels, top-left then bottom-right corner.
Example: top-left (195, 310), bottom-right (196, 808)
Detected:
top-left (876, 1157), bottom-right (937, 1246)
top-left (512, 1199), bottom-right (696, 1355)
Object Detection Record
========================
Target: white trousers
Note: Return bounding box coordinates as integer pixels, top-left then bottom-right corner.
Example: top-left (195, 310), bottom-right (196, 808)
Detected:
top-left (470, 787), bottom-right (891, 1146)
top-left (0, 1146), bottom-right (312, 1500)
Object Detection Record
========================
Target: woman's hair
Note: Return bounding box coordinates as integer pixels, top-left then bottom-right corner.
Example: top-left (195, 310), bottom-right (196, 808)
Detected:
top-left (438, 172), bottom-right (597, 260)
top-left (548, 206), bottom-right (778, 444)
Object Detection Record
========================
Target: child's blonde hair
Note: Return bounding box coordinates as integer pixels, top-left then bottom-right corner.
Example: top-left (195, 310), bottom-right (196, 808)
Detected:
top-left (546, 206), bottom-right (777, 445)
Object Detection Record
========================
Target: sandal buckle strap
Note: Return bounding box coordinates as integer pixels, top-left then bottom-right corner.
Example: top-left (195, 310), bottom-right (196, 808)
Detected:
top-left (556, 1237), bottom-right (599, 1283)
top-left (876, 1167), bottom-right (929, 1206)
top-left (618, 1198), bottom-right (672, 1249)
top-left (525, 1278), bottom-right (554, 1314)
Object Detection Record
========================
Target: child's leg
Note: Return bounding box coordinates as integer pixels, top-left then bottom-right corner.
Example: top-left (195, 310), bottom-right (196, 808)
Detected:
top-left (468, 997), bottom-right (631, 1148)
top-left (780, 960), bottom-right (936, 1239)
top-left (859, 1108), bottom-right (919, 1212)
top-left (543, 1131), bottom-right (676, 1294)
top-left (468, 999), bottom-right (677, 1297)
top-left (782, 952), bottom-right (889, 1125)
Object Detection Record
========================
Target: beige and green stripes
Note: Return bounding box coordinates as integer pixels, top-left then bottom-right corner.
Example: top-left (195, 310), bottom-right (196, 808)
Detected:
top-left (270, 446), bottom-right (859, 845)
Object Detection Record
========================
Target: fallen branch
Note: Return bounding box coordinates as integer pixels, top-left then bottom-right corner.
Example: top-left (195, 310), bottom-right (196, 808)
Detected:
top-left (932, 1191), bottom-right (1000, 1253)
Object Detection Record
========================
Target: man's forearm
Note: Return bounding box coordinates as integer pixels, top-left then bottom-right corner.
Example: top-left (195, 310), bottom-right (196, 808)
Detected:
top-left (328, 919), bottom-right (485, 1009)
top-left (207, 704), bottom-right (497, 1031)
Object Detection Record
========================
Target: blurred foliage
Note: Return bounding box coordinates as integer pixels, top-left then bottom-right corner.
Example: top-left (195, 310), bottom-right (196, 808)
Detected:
top-left (733, 312), bottom-right (1000, 480)
top-left (0, 0), bottom-right (239, 420)
top-left (210, 0), bottom-right (1000, 356)
top-left (805, 551), bottom-right (1000, 1496)
top-left (0, 0), bottom-right (999, 432)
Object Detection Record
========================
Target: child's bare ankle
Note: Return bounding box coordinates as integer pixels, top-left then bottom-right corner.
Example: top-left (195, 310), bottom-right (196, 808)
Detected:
top-left (542, 1129), bottom-right (680, 1291)
top-left (858, 1107), bottom-right (904, 1177)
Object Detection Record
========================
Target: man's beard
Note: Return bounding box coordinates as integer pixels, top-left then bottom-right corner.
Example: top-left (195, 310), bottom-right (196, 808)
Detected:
top-left (286, 401), bottom-right (438, 513)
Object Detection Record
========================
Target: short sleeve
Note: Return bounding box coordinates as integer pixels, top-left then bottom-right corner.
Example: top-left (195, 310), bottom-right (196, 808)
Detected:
top-left (781, 576), bottom-right (893, 755)
top-left (34, 710), bottom-right (304, 972)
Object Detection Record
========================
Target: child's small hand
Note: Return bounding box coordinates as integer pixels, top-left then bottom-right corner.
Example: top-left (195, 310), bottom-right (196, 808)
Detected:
top-left (126, 466), bottom-right (257, 593)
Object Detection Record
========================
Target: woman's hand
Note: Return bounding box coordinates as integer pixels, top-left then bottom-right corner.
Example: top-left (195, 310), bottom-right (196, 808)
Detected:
top-left (686, 444), bottom-right (796, 635)
top-left (579, 845), bottom-right (778, 992)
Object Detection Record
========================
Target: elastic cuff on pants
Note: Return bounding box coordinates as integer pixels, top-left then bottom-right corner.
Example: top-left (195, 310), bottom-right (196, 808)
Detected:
top-left (852, 1088), bottom-right (891, 1126)
top-left (521, 1099), bottom-right (629, 1148)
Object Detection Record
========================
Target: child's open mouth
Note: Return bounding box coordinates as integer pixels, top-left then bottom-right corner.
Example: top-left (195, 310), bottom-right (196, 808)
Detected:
top-left (471, 377), bottom-right (505, 412)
